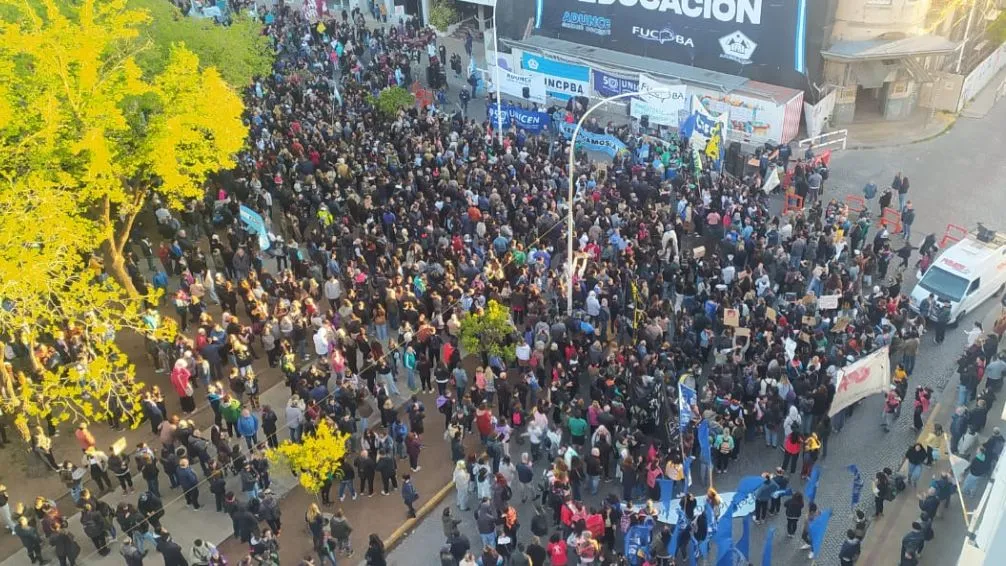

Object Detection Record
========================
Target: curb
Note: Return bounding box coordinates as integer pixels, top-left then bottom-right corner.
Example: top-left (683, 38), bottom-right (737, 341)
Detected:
top-left (383, 478), bottom-right (456, 550)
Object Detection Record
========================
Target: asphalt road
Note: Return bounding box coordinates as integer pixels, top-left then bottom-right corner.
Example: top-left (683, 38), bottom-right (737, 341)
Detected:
top-left (381, 101), bottom-right (1006, 565)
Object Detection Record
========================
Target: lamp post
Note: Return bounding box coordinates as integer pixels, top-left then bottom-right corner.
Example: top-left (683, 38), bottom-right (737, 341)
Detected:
top-left (566, 88), bottom-right (682, 316)
top-left (491, 1), bottom-right (503, 145)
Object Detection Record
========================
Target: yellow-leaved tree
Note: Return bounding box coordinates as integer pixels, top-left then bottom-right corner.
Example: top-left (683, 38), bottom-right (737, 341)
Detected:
top-left (0, 178), bottom-right (176, 438)
top-left (0, 0), bottom-right (247, 295)
top-left (266, 419), bottom-right (350, 493)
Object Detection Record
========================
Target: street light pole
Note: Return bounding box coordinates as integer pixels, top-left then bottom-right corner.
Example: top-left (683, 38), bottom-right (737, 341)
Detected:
top-left (566, 87), bottom-right (681, 316)
top-left (491, 1), bottom-right (504, 145)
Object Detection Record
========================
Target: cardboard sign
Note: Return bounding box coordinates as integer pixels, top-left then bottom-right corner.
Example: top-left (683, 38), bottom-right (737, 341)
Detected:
top-left (799, 331), bottom-right (812, 343)
top-left (802, 316), bottom-right (816, 327)
top-left (734, 327), bottom-right (751, 338)
top-left (818, 294), bottom-right (840, 310)
top-left (724, 308), bottom-right (740, 327)
top-left (693, 246), bottom-right (706, 259)
top-left (765, 308), bottom-right (777, 322)
top-left (112, 436), bottom-right (128, 456)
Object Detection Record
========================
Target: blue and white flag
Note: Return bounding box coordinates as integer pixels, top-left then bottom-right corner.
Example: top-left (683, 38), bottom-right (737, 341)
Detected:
top-left (679, 381), bottom-right (697, 431)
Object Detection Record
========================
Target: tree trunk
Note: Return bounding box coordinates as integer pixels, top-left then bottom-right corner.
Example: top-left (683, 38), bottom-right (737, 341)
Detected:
top-left (105, 247), bottom-right (138, 297)
top-left (101, 192), bottom-right (143, 297)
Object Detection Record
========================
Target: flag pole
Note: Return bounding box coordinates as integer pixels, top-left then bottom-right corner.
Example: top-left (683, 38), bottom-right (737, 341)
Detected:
top-left (944, 433), bottom-right (971, 524)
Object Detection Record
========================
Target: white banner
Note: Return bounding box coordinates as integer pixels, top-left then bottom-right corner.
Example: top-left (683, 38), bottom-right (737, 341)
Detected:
top-left (630, 74), bottom-right (687, 126)
top-left (803, 90), bottom-right (836, 139)
top-left (829, 346), bottom-right (891, 416)
top-left (493, 69), bottom-right (547, 105)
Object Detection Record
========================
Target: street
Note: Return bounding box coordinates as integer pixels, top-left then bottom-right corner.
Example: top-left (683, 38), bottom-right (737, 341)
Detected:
top-left (383, 92), bottom-right (1006, 566)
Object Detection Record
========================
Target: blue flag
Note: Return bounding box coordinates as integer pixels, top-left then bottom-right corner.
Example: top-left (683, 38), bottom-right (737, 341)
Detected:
top-left (698, 420), bottom-right (712, 465)
top-left (849, 464), bottom-right (864, 509)
top-left (679, 382), bottom-right (697, 431)
top-left (668, 522), bottom-right (681, 558)
top-left (808, 508), bottom-right (833, 555)
top-left (762, 526), bottom-right (775, 566)
top-left (737, 514), bottom-right (752, 559)
top-left (806, 465), bottom-right (821, 504)
top-left (715, 475), bottom-right (762, 564)
top-left (659, 479), bottom-right (676, 516)
top-left (679, 112), bottom-right (697, 139)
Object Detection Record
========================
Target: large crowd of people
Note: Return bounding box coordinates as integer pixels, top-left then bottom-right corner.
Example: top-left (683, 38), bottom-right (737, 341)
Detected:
top-left (4, 2), bottom-right (1006, 566)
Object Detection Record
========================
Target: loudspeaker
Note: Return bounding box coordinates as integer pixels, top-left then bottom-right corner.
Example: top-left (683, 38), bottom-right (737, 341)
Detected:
top-left (522, 86), bottom-right (530, 99)
top-left (640, 115), bottom-right (650, 129)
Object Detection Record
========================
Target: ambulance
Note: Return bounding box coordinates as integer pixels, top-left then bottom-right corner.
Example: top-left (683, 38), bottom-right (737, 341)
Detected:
top-left (909, 228), bottom-right (1006, 325)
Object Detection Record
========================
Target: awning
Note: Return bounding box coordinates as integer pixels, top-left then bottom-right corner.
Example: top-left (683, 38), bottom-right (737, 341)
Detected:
top-left (503, 35), bottom-right (749, 94)
top-left (821, 35), bottom-right (959, 62)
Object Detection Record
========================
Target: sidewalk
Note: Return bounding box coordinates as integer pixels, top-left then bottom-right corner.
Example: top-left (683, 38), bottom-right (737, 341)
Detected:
top-left (860, 309), bottom-right (1006, 565)
top-left (215, 386), bottom-right (475, 564)
top-left (1, 374), bottom-right (300, 566)
top-left (961, 67), bottom-right (1006, 119)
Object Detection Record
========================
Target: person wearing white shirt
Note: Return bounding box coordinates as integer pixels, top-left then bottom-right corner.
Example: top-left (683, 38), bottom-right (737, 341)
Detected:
top-left (515, 342), bottom-right (531, 365)
top-left (324, 276), bottom-right (342, 310)
top-left (313, 324), bottom-right (332, 357)
top-left (965, 322), bottom-right (983, 348)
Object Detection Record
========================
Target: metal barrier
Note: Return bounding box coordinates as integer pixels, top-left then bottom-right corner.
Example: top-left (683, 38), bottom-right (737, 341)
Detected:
top-left (798, 129), bottom-right (848, 152)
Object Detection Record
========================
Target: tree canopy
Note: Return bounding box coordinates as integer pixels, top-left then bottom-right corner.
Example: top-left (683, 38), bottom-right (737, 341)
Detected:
top-left (129, 0), bottom-right (273, 87)
top-left (266, 419), bottom-right (350, 493)
top-left (0, 0), bottom-right (248, 294)
top-left (459, 300), bottom-right (517, 364)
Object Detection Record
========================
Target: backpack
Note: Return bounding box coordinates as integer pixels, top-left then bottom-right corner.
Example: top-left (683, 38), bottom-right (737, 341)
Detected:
top-left (503, 485), bottom-right (513, 501)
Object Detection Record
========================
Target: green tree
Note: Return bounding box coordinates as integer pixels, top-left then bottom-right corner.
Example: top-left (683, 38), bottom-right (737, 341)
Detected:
top-left (459, 300), bottom-right (517, 364)
top-left (369, 86), bottom-right (416, 117)
top-left (128, 0), bottom-right (273, 87)
top-left (0, 0), bottom-right (247, 295)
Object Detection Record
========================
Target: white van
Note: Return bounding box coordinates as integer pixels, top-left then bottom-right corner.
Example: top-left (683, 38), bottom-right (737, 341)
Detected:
top-left (909, 231), bottom-right (1006, 324)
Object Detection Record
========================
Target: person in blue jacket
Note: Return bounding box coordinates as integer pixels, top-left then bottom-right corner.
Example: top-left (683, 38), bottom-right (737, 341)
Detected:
top-left (236, 408), bottom-right (260, 450)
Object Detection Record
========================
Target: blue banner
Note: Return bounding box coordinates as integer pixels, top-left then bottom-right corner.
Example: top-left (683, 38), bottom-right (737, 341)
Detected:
top-left (487, 103), bottom-right (551, 134)
top-left (520, 53), bottom-right (590, 100)
top-left (593, 69), bottom-right (639, 97)
top-left (239, 205), bottom-right (271, 251)
top-left (555, 118), bottom-right (627, 158)
top-left (625, 521), bottom-right (654, 566)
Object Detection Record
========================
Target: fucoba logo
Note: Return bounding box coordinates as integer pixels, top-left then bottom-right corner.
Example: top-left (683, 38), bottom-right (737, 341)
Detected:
top-left (631, 26), bottom-right (695, 47)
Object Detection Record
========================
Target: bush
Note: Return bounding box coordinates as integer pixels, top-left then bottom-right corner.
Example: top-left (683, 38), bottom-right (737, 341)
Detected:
top-left (429, 0), bottom-right (460, 31)
top-left (459, 300), bottom-right (517, 364)
top-left (367, 86), bottom-right (416, 117)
